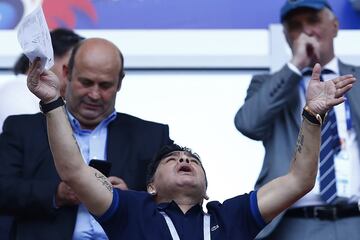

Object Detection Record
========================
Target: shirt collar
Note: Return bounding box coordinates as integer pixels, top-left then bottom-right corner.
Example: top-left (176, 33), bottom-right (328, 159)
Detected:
top-left (301, 57), bottom-right (339, 76)
top-left (157, 201), bottom-right (203, 215)
top-left (323, 57), bottom-right (339, 75)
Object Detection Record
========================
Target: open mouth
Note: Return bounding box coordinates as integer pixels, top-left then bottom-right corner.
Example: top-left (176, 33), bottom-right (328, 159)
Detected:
top-left (178, 165), bottom-right (192, 174)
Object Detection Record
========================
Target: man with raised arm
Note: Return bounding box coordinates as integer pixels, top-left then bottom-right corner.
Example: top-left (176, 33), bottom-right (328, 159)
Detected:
top-left (235, 1), bottom-right (360, 239)
top-left (27, 59), bottom-right (354, 239)
top-left (0, 38), bottom-right (172, 240)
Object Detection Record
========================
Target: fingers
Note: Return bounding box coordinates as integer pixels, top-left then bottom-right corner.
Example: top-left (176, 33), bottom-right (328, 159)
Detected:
top-left (113, 182), bottom-right (128, 190)
top-left (63, 184), bottom-right (80, 203)
top-left (291, 34), bottom-right (319, 69)
top-left (68, 194), bottom-right (80, 204)
top-left (328, 97), bottom-right (346, 107)
top-left (307, 71), bottom-right (355, 112)
top-left (333, 75), bottom-right (355, 88)
top-left (56, 182), bottom-right (80, 206)
top-left (27, 58), bottom-right (42, 87)
top-left (29, 57), bottom-right (41, 74)
top-left (108, 176), bottom-right (128, 190)
top-left (311, 63), bottom-right (321, 81)
top-left (333, 75), bottom-right (356, 98)
top-left (108, 176), bottom-right (123, 184)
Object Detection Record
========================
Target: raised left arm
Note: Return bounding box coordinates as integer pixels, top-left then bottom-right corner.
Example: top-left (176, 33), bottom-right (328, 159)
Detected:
top-left (257, 63), bottom-right (356, 223)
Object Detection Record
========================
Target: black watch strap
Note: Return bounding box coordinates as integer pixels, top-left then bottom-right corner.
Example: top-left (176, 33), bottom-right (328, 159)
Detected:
top-left (39, 97), bottom-right (65, 114)
top-left (302, 106), bottom-right (326, 125)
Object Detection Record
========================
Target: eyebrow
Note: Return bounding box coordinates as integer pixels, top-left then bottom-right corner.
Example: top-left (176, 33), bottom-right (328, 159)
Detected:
top-left (162, 151), bottom-right (180, 159)
top-left (78, 76), bottom-right (93, 82)
top-left (163, 151), bottom-right (200, 161)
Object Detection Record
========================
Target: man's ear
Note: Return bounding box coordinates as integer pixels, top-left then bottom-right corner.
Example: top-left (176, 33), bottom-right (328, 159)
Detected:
top-left (203, 193), bottom-right (209, 200)
top-left (63, 64), bottom-right (69, 81)
top-left (117, 79), bottom-right (122, 92)
top-left (147, 184), bottom-right (157, 195)
top-left (333, 18), bottom-right (339, 38)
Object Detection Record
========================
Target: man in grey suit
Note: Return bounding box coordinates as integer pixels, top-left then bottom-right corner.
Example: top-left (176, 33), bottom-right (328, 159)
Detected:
top-left (235, 0), bottom-right (360, 239)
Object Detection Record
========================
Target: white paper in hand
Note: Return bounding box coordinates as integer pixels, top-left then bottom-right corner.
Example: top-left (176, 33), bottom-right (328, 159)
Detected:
top-left (17, 5), bottom-right (54, 71)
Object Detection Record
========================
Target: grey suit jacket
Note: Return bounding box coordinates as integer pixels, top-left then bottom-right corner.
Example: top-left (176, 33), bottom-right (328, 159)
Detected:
top-left (234, 61), bottom-right (360, 238)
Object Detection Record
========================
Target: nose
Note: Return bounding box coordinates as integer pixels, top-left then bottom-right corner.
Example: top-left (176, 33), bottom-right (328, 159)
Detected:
top-left (178, 158), bottom-right (190, 164)
top-left (88, 86), bottom-right (100, 100)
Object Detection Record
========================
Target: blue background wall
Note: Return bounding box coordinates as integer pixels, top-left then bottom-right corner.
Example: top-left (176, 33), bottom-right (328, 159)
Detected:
top-left (82, 0), bottom-right (360, 29)
top-left (1, 0), bottom-right (359, 29)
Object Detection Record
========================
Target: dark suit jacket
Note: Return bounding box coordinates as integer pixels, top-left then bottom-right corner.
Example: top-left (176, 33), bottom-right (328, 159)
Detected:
top-left (0, 112), bottom-right (172, 240)
top-left (234, 61), bottom-right (360, 238)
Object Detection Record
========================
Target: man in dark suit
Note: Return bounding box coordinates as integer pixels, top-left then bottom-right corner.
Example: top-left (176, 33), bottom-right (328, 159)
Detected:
top-left (0, 28), bottom-right (84, 240)
top-left (0, 38), bottom-right (172, 240)
top-left (235, 0), bottom-right (360, 239)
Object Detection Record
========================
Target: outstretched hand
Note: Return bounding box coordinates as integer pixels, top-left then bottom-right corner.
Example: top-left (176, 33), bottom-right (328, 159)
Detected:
top-left (306, 63), bottom-right (356, 114)
top-left (27, 58), bottom-right (61, 103)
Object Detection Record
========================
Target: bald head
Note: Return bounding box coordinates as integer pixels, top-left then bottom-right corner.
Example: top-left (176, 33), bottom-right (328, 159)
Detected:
top-left (67, 38), bottom-right (125, 83)
top-left (64, 38), bottom-right (126, 129)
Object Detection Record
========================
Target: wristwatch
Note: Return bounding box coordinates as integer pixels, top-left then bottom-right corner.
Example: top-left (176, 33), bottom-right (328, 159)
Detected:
top-left (302, 106), bottom-right (327, 125)
top-left (39, 97), bottom-right (65, 114)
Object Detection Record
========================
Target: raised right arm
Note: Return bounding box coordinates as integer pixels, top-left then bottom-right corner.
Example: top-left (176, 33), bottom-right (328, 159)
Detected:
top-left (27, 59), bottom-right (114, 216)
top-left (46, 106), bottom-right (113, 216)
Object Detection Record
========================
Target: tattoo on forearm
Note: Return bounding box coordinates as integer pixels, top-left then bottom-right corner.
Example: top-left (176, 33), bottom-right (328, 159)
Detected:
top-left (296, 128), bottom-right (304, 154)
top-left (94, 172), bottom-right (113, 192)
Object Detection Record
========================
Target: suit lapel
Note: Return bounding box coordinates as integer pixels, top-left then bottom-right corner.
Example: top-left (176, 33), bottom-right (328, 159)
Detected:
top-left (106, 113), bottom-right (130, 176)
top-left (338, 60), bottom-right (357, 76)
top-left (339, 61), bottom-right (360, 139)
top-left (29, 114), bottom-right (61, 181)
top-left (339, 61), bottom-right (359, 114)
top-left (32, 115), bottom-right (54, 165)
top-left (290, 92), bottom-right (302, 130)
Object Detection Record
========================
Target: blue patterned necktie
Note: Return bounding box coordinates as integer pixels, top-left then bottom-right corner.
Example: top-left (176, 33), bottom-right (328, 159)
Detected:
top-left (319, 108), bottom-right (341, 203)
top-left (303, 69), bottom-right (341, 204)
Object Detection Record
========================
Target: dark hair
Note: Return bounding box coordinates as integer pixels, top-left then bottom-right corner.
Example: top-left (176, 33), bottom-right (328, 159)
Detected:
top-left (67, 41), bottom-right (125, 83)
top-left (50, 28), bottom-right (84, 58)
top-left (13, 54), bottom-right (29, 75)
top-left (146, 144), bottom-right (208, 187)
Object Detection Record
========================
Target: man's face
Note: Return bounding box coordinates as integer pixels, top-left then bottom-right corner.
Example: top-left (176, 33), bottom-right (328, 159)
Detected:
top-left (283, 8), bottom-right (338, 63)
top-left (150, 151), bottom-right (207, 197)
top-left (65, 41), bottom-right (122, 129)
